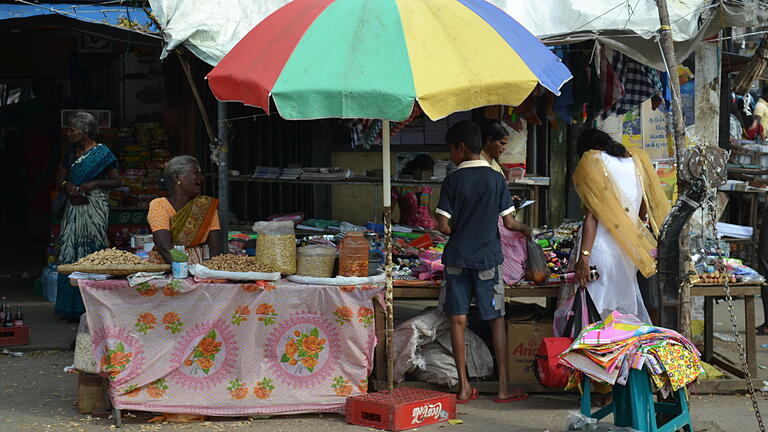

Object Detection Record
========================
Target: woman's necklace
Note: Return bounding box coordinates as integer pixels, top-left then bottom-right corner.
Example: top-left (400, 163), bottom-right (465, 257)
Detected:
top-left (76, 140), bottom-right (97, 158)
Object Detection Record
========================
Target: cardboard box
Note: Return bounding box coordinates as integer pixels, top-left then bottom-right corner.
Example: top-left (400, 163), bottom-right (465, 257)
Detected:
top-left (77, 374), bottom-right (108, 414)
top-left (506, 320), bottom-right (553, 384)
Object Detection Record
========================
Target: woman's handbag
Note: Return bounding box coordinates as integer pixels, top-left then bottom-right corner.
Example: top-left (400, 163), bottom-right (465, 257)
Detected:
top-left (68, 190), bottom-right (89, 206)
top-left (534, 285), bottom-right (602, 388)
top-left (52, 186), bottom-right (89, 217)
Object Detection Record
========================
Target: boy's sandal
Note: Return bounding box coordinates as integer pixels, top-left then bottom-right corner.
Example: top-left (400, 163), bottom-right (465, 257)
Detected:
top-left (493, 388), bottom-right (528, 403)
top-left (456, 388), bottom-right (479, 404)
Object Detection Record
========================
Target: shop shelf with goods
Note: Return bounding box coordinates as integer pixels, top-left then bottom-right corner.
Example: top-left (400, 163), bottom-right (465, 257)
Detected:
top-left (208, 171), bottom-right (549, 228)
top-left (717, 156), bottom-right (768, 268)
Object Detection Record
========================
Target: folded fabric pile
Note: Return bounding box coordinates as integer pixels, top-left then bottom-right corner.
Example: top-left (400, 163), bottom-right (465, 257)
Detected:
top-left (560, 311), bottom-right (703, 396)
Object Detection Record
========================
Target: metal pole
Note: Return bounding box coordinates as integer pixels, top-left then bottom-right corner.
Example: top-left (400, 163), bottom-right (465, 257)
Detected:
top-left (382, 119), bottom-right (395, 391)
top-left (217, 102), bottom-right (230, 252)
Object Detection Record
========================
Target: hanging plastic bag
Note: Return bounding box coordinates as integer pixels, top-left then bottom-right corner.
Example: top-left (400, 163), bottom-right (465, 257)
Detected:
top-left (525, 239), bottom-right (551, 283)
top-left (498, 218), bottom-right (527, 284)
top-left (553, 295), bottom-right (576, 338)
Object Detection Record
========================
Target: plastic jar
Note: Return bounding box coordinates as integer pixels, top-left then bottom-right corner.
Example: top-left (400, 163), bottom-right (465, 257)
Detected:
top-left (297, 245), bottom-right (337, 278)
top-left (338, 231), bottom-right (369, 277)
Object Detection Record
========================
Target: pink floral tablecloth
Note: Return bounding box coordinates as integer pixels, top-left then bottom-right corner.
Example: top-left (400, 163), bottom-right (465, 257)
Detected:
top-left (79, 278), bottom-right (383, 416)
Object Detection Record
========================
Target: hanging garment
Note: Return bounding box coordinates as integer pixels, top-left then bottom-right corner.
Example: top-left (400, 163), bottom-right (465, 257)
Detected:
top-left (599, 47), bottom-right (625, 118)
top-left (391, 186), bottom-right (437, 230)
top-left (616, 58), bottom-right (663, 114)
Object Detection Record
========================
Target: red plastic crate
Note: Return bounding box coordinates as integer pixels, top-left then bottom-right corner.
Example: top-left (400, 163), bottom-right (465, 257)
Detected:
top-left (346, 387), bottom-right (456, 431)
top-left (0, 325), bottom-right (29, 347)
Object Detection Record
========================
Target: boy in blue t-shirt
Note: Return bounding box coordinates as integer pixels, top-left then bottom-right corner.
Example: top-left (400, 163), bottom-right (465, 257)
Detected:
top-left (435, 120), bottom-right (531, 404)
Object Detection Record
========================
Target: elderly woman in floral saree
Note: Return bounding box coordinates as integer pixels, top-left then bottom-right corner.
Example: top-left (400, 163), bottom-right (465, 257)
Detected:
top-left (56, 112), bottom-right (121, 320)
top-left (147, 156), bottom-right (223, 264)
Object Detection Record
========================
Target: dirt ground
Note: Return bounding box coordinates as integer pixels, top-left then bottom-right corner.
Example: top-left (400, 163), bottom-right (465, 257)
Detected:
top-left (2, 240), bottom-right (768, 431)
top-left (0, 349), bottom-right (765, 432)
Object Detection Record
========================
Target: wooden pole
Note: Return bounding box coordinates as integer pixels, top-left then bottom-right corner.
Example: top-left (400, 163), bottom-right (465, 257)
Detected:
top-left (143, 6), bottom-right (217, 145)
top-left (177, 52), bottom-right (217, 145)
top-left (382, 120), bottom-right (395, 391)
top-left (733, 34), bottom-right (768, 95)
top-left (656, 0), bottom-right (687, 171)
top-left (655, 0), bottom-right (689, 335)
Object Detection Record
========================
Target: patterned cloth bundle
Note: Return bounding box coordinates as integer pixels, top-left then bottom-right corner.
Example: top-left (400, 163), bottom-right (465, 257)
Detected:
top-left (560, 311), bottom-right (703, 396)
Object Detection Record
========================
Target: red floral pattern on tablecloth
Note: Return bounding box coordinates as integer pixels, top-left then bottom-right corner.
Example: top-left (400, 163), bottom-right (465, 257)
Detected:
top-left (91, 327), bottom-right (144, 386)
top-left (168, 319), bottom-right (238, 391)
top-left (77, 279), bottom-right (383, 416)
top-left (265, 313), bottom-right (340, 389)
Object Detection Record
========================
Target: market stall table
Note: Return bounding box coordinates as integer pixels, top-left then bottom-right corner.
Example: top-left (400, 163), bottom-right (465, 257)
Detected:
top-left (78, 278), bottom-right (383, 416)
top-left (374, 282), bottom-right (763, 393)
top-left (373, 281), bottom-right (562, 391)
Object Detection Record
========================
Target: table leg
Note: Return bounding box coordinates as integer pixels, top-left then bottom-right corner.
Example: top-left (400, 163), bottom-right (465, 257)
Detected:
top-left (113, 407), bottom-right (122, 428)
top-left (745, 295), bottom-right (757, 377)
top-left (374, 299), bottom-right (386, 385)
top-left (704, 296), bottom-right (713, 363)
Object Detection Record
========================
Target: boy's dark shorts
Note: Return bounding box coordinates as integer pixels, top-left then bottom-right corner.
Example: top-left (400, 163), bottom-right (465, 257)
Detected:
top-left (440, 266), bottom-right (505, 320)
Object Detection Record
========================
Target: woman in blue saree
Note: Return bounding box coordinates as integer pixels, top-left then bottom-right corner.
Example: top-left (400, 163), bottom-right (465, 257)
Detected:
top-left (55, 112), bottom-right (121, 320)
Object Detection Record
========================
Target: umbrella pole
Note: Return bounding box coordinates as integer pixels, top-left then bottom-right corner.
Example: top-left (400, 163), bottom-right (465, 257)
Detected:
top-left (382, 119), bottom-right (395, 391)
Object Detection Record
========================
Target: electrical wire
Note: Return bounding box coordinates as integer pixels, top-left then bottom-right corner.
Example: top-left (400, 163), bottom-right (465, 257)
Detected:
top-left (12, 0), bottom-right (161, 38)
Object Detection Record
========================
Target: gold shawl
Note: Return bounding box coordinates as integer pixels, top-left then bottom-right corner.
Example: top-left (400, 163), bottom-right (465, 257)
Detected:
top-left (573, 149), bottom-right (671, 277)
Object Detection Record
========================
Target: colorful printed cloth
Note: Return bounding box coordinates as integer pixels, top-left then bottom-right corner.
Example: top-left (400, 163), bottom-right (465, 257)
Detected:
top-left (560, 311), bottom-right (703, 392)
top-left (649, 342), bottom-right (702, 392)
top-left (80, 279), bottom-right (383, 416)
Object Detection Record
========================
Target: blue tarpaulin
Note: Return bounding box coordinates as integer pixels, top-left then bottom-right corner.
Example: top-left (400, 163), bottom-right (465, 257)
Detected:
top-left (0, 3), bottom-right (157, 36)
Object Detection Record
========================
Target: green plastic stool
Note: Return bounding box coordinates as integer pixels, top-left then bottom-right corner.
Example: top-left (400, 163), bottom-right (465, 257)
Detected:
top-left (581, 368), bottom-right (693, 432)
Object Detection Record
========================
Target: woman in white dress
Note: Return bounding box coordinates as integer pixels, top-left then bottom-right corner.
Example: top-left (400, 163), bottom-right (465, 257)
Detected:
top-left (572, 129), bottom-right (671, 324)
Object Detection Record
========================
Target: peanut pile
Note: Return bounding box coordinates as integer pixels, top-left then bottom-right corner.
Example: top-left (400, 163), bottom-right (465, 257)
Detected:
top-left (74, 248), bottom-right (145, 266)
top-left (203, 254), bottom-right (270, 273)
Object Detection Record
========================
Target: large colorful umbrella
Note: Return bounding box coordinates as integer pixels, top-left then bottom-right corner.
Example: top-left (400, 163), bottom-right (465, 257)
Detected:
top-left (207, 0), bottom-right (572, 121)
top-left (207, 0), bottom-right (572, 391)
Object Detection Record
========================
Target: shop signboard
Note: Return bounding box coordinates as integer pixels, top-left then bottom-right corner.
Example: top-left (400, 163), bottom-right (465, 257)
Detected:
top-left (640, 99), bottom-right (672, 160)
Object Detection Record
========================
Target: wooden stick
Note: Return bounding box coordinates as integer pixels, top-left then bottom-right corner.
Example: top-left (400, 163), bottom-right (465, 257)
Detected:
top-left (177, 51), bottom-right (217, 145)
top-left (382, 119), bottom-right (395, 391)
